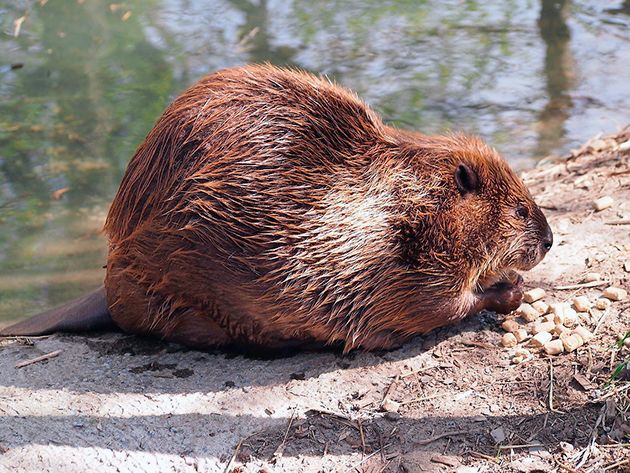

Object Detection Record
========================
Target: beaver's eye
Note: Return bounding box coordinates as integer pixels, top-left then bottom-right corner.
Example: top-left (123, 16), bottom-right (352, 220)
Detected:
top-left (516, 205), bottom-right (529, 220)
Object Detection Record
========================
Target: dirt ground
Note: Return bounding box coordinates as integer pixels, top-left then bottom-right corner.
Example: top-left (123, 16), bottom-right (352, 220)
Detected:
top-left (1, 128), bottom-right (628, 473)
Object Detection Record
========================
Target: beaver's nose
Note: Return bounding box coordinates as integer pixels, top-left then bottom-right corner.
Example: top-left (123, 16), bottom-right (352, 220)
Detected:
top-left (541, 224), bottom-right (553, 253)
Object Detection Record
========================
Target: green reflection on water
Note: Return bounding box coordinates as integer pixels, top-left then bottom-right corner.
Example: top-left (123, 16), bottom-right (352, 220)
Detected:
top-left (0, 0), bottom-right (628, 323)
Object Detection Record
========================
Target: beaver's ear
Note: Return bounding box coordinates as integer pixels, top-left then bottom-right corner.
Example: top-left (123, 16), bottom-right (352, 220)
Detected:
top-left (455, 163), bottom-right (479, 196)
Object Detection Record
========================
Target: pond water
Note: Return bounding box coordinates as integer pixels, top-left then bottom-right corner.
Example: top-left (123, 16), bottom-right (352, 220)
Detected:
top-left (0, 0), bottom-right (629, 324)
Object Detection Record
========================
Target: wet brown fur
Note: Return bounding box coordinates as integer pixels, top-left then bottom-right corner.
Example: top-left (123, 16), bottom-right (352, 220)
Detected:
top-left (101, 64), bottom-right (551, 352)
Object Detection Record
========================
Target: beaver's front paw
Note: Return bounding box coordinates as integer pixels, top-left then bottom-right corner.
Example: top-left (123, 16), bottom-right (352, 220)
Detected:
top-left (481, 281), bottom-right (523, 314)
top-left (505, 270), bottom-right (524, 289)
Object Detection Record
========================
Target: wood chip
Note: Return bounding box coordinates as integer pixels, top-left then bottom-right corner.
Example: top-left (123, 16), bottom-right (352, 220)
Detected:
top-left (517, 303), bottom-right (540, 322)
top-left (530, 332), bottom-right (552, 348)
top-left (523, 288), bottom-right (546, 303)
top-left (583, 272), bottom-right (602, 283)
top-left (514, 329), bottom-right (529, 343)
top-left (572, 296), bottom-right (590, 312)
top-left (532, 321), bottom-right (555, 335)
top-left (544, 339), bottom-right (564, 355)
top-left (532, 300), bottom-right (549, 315)
top-left (501, 319), bottom-right (520, 333)
top-left (573, 326), bottom-right (593, 343)
top-left (501, 332), bottom-right (517, 348)
top-left (381, 399), bottom-right (400, 413)
top-left (602, 286), bottom-right (627, 301)
top-left (593, 196), bottom-right (614, 211)
top-left (430, 455), bottom-right (459, 467)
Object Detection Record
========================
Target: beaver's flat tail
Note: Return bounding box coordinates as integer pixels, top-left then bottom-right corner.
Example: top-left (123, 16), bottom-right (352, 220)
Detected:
top-left (0, 286), bottom-right (115, 336)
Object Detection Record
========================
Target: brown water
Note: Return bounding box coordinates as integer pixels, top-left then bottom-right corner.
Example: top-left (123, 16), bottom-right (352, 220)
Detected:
top-left (0, 0), bottom-right (629, 323)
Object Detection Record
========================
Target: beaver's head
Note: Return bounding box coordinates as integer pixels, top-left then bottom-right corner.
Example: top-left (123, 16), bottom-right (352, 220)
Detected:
top-left (446, 136), bottom-right (553, 281)
top-left (392, 133), bottom-right (552, 288)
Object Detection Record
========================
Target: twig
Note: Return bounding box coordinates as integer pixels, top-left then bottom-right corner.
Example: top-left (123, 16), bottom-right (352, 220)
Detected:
top-left (15, 350), bottom-right (62, 368)
top-left (273, 407), bottom-right (297, 459)
top-left (345, 444), bottom-right (391, 473)
top-left (555, 281), bottom-right (607, 290)
top-left (604, 457), bottom-right (630, 471)
top-left (548, 359), bottom-right (564, 414)
top-left (381, 375), bottom-right (399, 406)
top-left (498, 443), bottom-right (543, 450)
top-left (469, 451), bottom-right (498, 463)
top-left (553, 456), bottom-right (580, 473)
top-left (223, 438), bottom-right (243, 473)
top-left (399, 393), bottom-right (444, 406)
top-left (604, 219), bottom-right (630, 225)
top-left (414, 430), bottom-right (471, 446)
top-left (357, 419), bottom-right (366, 454)
top-left (575, 404), bottom-right (606, 469)
top-left (593, 308), bottom-right (611, 335)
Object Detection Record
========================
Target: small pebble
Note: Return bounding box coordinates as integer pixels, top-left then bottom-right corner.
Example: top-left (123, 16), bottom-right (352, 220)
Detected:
top-left (595, 298), bottom-right (611, 310)
top-left (532, 321), bottom-right (555, 335)
top-left (573, 326), bottom-right (593, 343)
top-left (517, 303), bottom-right (540, 322)
top-left (602, 286), bottom-right (627, 301)
top-left (523, 288), bottom-right (546, 303)
top-left (572, 296), bottom-right (590, 312)
top-left (512, 355), bottom-right (524, 364)
top-left (532, 300), bottom-right (549, 314)
top-left (624, 338), bottom-right (630, 349)
top-left (583, 272), bottom-right (601, 283)
top-left (501, 332), bottom-right (517, 348)
top-left (501, 319), bottom-right (520, 333)
top-left (514, 329), bottom-right (529, 343)
top-left (562, 334), bottom-right (584, 353)
top-left (593, 196), bottom-right (614, 211)
top-left (531, 331), bottom-right (552, 348)
top-left (544, 339), bottom-right (564, 355)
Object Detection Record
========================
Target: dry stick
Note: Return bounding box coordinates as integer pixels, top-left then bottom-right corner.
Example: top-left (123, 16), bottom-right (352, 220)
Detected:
top-left (274, 407), bottom-right (297, 458)
top-left (548, 359), bottom-right (564, 414)
top-left (552, 457), bottom-right (580, 473)
top-left (604, 219), bottom-right (630, 225)
top-left (15, 350), bottom-right (62, 368)
top-left (223, 438), bottom-right (243, 473)
top-left (414, 430), bottom-right (471, 446)
top-left (593, 308), bottom-right (611, 335)
top-left (497, 443), bottom-right (543, 450)
top-left (357, 418), bottom-right (366, 454)
top-left (400, 393), bottom-right (444, 406)
top-left (345, 444), bottom-right (391, 473)
top-left (575, 404), bottom-right (606, 470)
top-left (555, 281), bottom-right (607, 290)
top-left (604, 457), bottom-right (630, 471)
top-left (381, 375), bottom-right (399, 404)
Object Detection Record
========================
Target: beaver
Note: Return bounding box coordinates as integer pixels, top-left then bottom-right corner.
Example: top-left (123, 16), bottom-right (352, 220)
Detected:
top-left (1, 64), bottom-right (553, 352)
